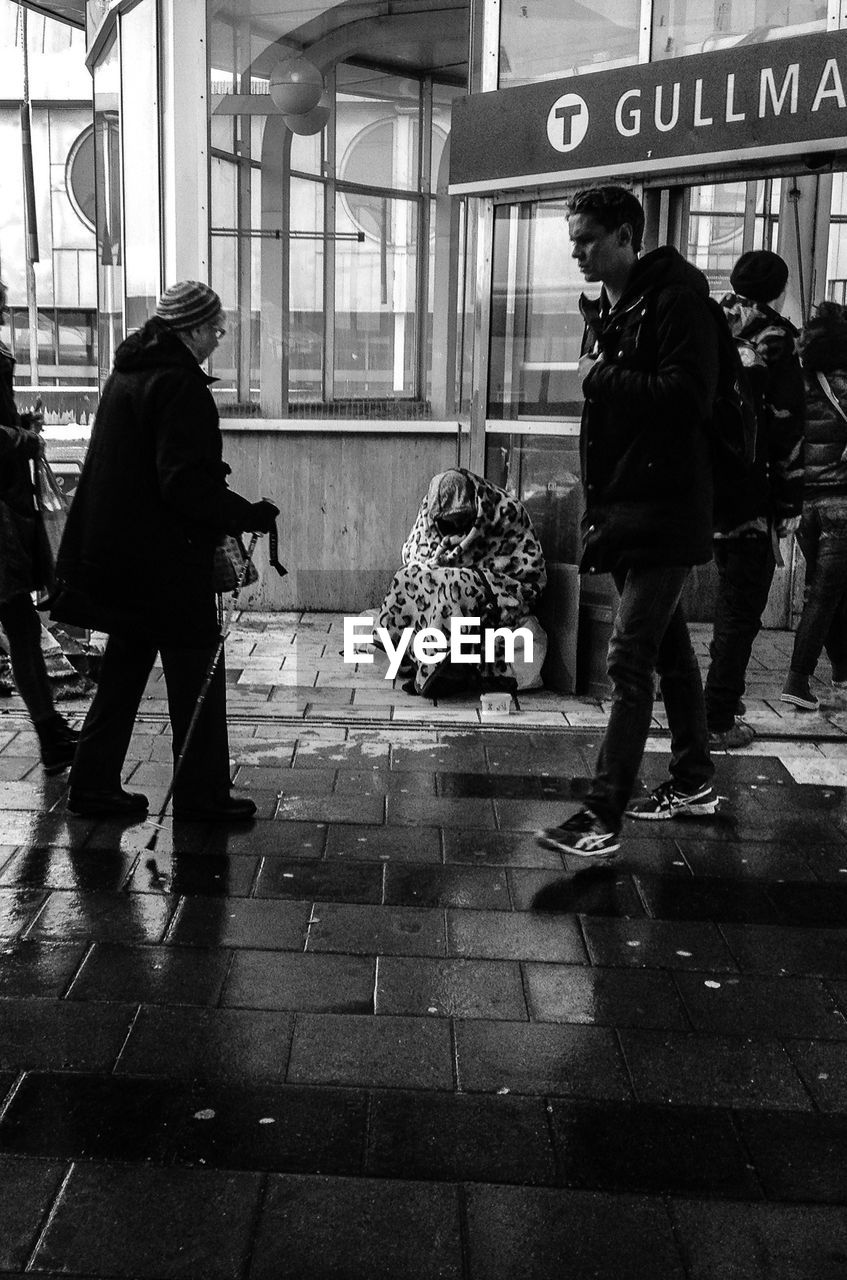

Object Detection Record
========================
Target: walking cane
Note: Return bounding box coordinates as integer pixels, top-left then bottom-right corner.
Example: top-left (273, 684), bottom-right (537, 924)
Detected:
top-left (143, 533), bottom-right (260, 858)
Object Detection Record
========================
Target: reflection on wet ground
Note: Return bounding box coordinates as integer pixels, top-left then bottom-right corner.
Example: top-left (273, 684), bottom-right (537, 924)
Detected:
top-left (0, 615), bottom-right (846, 1277)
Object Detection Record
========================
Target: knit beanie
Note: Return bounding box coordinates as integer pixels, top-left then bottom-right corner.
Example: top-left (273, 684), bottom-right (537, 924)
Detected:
top-left (156, 281), bottom-right (221, 331)
top-left (730, 251), bottom-right (789, 304)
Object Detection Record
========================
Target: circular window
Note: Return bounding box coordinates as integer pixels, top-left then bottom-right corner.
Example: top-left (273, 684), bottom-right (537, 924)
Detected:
top-left (66, 114), bottom-right (120, 234)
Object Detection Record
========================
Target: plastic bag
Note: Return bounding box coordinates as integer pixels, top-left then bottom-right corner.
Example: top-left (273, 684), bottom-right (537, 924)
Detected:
top-left (33, 456), bottom-right (69, 604)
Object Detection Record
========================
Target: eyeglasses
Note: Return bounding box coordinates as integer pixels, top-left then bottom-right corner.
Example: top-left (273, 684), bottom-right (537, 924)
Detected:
top-left (213, 324), bottom-right (226, 338)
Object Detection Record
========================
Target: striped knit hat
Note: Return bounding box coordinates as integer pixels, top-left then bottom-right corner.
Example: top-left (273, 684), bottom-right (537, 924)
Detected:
top-left (156, 281), bottom-right (221, 331)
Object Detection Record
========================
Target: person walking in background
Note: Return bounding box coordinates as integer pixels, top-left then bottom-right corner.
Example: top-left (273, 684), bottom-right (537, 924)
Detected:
top-left (537, 186), bottom-right (719, 858)
top-left (705, 251), bottom-right (805, 749)
top-left (51, 281), bottom-right (279, 820)
top-left (0, 278), bottom-right (79, 774)
top-left (780, 301), bottom-right (847, 711)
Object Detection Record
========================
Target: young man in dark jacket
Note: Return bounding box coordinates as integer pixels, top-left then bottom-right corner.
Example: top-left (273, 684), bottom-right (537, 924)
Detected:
top-left (705, 251), bottom-right (805, 747)
top-left (538, 186), bottom-right (719, 857)
top-left (53, 281), bottom-right (279, 820)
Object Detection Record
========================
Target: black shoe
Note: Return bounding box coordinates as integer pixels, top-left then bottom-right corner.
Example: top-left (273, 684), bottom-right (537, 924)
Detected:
top-left (36, 714), bottom-right (80, 776)
top-left (536, 810), bottom-right (621, 858)
top-left (172, 796), bottom-right (257, 823)
top-left (67, 788), bottom-right (149, 817)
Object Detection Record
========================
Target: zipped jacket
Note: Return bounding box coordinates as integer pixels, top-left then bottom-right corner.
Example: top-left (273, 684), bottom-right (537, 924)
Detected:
top-left (578, 246), bottom-right (719, 574)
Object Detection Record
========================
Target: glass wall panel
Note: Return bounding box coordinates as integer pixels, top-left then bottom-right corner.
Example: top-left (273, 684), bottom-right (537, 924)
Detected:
top-left (489, 201), bottom-right (585, 421)
top-left (827, 172), bottom-right (847, 304)
top-left (652, 0), bottom-right (826, 60)
top-left (207, 0), bottom-right (467, 415)
top-left (500, 0), bottom-right (640, 88)
top-left (334, 192), bottom-right (418, 400)
top-left (290, 177), bottom-right (325, 404)
top-left (686, 183), bottom-right (747, 295)
top-left (486, 434), bottom-right (583, 565)
top-left (121, 0), bottom-right (160, 332)
top-left (92, 30), bottom-right (122, 382)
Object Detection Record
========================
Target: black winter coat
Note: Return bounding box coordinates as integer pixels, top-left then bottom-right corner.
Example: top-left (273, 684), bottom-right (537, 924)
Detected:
top-left (0, 343), bottom-right (41, 605)
top-left (796, 317), bottom-right (847, 497)
top-left (52, 320), bottom-right (256, 645)
top-left (578, 246), bottom-right (719, 574)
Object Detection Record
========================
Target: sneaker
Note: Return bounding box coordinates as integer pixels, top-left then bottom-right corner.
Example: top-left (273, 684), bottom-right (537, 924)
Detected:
top-left (708, 720), bottom-right (755, 750)
top-left (626, 780), bottom-right (719, 820)
top-left (780, 672), bottom-right (819, 710)
top-left (536, 810), bottom-right (620, 858)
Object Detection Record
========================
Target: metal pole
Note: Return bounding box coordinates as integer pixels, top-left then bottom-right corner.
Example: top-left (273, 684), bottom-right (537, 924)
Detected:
top-left (19, 5), bottom-right (39, 384)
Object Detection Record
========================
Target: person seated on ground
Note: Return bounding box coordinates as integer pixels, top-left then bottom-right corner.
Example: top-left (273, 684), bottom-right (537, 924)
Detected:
top-left (780, 301), bottom-right (847, 711)
top-left (377, 468), bottom-right (546, 698)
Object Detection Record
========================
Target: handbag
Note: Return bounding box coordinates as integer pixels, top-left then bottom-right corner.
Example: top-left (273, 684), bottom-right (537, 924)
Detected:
top-left (213, 533), bottom-right (259, 593)
top-left (32, 456), bottom-right (69, 603)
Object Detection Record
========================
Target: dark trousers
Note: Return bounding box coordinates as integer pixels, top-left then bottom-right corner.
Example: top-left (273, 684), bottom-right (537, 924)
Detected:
top-left (790, 495), bottom-right (847, 682)
top-left (584, 564), bottom-right (713, 831)
top-left (0, 592), bottom-right (54, 725)
top-left (705, 535), bottom-right (776, 732)
top-left (69, 632), bottom-right (232, 806)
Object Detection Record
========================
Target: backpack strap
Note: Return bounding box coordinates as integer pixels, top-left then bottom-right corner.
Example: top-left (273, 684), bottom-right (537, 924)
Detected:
top-left (816, 371), bottom-right (847, 431)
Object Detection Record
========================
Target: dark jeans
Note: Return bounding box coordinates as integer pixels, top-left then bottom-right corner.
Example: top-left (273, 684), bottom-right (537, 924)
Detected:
top-left (0, 592), bottom-right (55, 726)
top-left (69, 632), bottom-right (232, 806)
top-left (789, 495), bottom-right (847, 682)
top-left (705, 535), bottom-right (776, 732)
top-left (584, 564), bottom-right (713, 832)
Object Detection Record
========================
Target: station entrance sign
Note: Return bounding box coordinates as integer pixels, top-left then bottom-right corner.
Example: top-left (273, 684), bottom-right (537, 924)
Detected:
top-left (449, 30), bottom-right (847, 194)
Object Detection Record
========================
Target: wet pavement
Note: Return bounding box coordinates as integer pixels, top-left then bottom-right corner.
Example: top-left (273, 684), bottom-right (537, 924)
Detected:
top-left (0, 613), bottom-right (846, 1279)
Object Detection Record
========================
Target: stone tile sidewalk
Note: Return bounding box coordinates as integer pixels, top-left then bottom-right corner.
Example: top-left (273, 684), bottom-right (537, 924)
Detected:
top-left (0, 613), bottom-right (845, 1278)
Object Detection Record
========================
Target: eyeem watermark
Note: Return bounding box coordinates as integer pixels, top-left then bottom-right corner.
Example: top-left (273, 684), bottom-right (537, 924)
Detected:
top-left (343, 615), bottom-right (534, 680)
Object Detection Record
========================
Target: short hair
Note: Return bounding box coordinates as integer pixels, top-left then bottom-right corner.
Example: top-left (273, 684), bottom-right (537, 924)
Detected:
top-left (567, 186), bottom-right (645, 254)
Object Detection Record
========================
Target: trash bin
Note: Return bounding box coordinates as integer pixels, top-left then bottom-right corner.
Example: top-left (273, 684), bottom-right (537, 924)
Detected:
top-left (577, 592), bottom-right (614, 698)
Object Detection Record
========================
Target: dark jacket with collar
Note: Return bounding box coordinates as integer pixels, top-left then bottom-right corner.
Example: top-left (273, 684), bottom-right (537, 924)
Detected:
top-left (52, 319), bottom-right (256, 644)
top-left (578, 245), bottom-right (719, 574)
top-left (796, 311), bottom-right (847, 497)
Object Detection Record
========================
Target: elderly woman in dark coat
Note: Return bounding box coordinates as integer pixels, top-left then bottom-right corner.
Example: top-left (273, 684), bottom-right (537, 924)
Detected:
top-left (378, 468), bottom-right (546, 696)
top-left (52, 281), bottom-right (279, 820)
top-left (0, 279), bottom-right (78, 772)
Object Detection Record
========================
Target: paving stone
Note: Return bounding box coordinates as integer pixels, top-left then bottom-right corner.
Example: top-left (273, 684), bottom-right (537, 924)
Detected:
top-left (524, 963), bottom-right (689, 1029)
top-left (719, 924), bottom-right (847, 978)
top-left (0, 1071), bottom-right (185, 1161)
top-left (508, 867), bottom-right (644, 915)
top-left (23, 889), bottom-right (175, 945)
top-left (784, 1039), bottom-right (847, 1111)
top-left (0, 941), bottom-right (87, 998)
top-left (366, 1089), bottom-right (556, 1184)
top-left (127, 852), bottom-right (259, 897)
top-left (325, 822), bottom-right (441, 862)
top-left (549, 1100), bottom-right (760, 1198)
top-left (115, 1006), bottom-right (295, 1082)
top-left (0, 888), bottom-right (49, 940)
top-left (619, 1029), bottom-right (812, 1109)
top-left (250, 1175), bottom-right (462, 1280)
top-left (287, 1013), bottom-right (453, 1090)
top-left (306, 902), bottom-right (446, 956)
top-left (455, 1019), bottom-right (630, 1099)
top-left (0, 998), bottom-right (135, 1072)
top-left (32, 1163), bottom-right (262, 1279)
top-left (0, 846), bottom-right (137, 892)
top-left (0, 1153), bottom-right (67, 1271)
top-left (171, 1082), bottom-right (367, 1174)
top-left (464, 1184), bottom-right (686, 1280)
top-left (255, 859), bottom-right (383, 903)
top-left (221, 950), bottom-right (375, 1013)
top-left (383, 864), bottom-right (509, 909)
top-left (443, 829), bottom-right (564, 869)
top-left (375, 956), bottom-right (526, 1020)
top-left (582, 916), bottom-right (740, 972)
top-left (736, 1110), bottom-right (847, 1202)
top-left (673, 971), bottom-right (847, 1038)
top-left (669, 1198), bottom-right (847, 1280)
top-left (67, 943), bottom-right (231, 1006)
top-left (167, 896), bottom-right (311, 949)
top-left (447, 908), bottom-right (587, 963)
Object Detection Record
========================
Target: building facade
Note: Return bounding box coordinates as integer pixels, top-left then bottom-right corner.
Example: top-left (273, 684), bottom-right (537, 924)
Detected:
top-left (17, 0), bottom-right (847, 627)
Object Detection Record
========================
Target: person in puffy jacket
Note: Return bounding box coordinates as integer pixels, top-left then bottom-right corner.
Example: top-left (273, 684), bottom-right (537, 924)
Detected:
top-left (0, 277), bottom-right (78, 773)
top-left (705, 251), bottom-right (805, 748)
top-left (52, 281), bottom-right (280, 820)
top-left (537, 186), bottom-right (719, 859)
top-left (781, 301), bottom-right (847, 711)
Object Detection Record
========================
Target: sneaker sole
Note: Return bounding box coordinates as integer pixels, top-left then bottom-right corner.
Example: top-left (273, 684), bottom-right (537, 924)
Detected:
top-left (536, 832), bottom-right (621, 857)
top-left (780, 693), bottom-right (819, 710)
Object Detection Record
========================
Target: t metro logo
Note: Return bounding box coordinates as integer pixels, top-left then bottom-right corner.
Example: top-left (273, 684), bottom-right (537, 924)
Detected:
top-left (547, 92), bottom-right (589, 153)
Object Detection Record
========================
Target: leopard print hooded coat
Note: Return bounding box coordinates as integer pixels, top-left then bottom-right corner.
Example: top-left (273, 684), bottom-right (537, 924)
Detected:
top-left (378, 469), bottom-right (546, 695)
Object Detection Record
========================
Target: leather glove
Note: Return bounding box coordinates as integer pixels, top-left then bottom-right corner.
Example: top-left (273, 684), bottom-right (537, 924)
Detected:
top-left (246, 499), bottom-right (280, 532)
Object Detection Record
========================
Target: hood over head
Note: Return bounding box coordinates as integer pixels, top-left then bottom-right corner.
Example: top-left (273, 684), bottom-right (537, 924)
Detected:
top-left (112, 317), bottom-right (212, 377)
